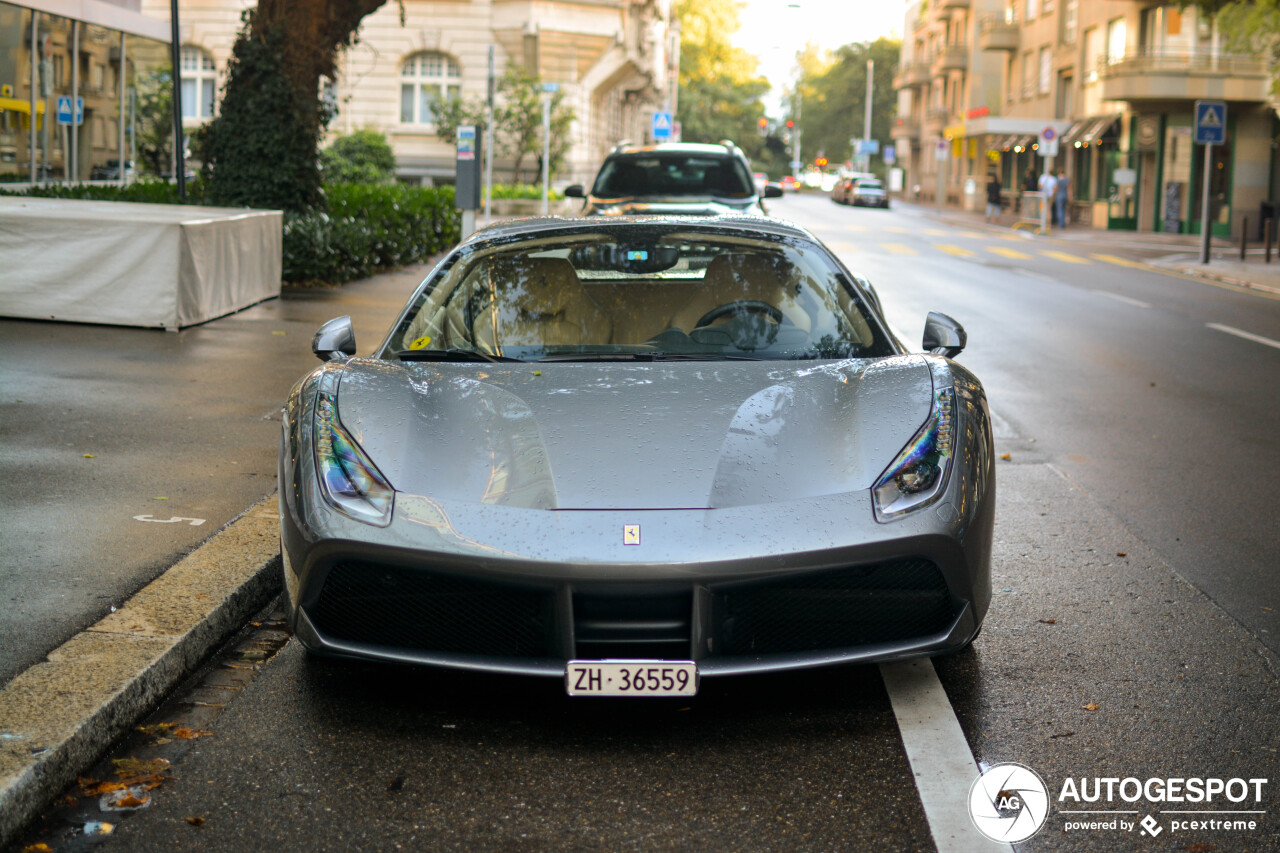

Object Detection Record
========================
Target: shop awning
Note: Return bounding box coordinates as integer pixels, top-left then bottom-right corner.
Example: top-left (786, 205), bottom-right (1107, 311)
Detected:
top-left (0, 97), bottom-right (45, 130)
top-left (1061, 114), bottom-right (1121, 147)
top-left (1007, 134), bottom-right (1035, 150)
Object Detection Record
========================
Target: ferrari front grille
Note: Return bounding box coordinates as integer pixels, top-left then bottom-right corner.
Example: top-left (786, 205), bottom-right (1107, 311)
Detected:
top-left (310, 562), bottom-right (555, 657)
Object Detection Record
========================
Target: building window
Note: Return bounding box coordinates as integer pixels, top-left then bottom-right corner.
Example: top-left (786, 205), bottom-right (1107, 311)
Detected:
top-left (1039, 46), bottom-right (1052, 94)
top-left (1022, 50), bottom-right (1036, 98)
top-left (1106, 17), bottom-right (1127, 63)
top-left (1063, 0), bottom-right (1078, 44)
top-left (1083, 26), bottom-right (1101, 82)
top-left (400, 52), bottom-right (461, 126)
top-left (180, 47), bottom-right (217, 121)
top-left (1026, 0), bottom-right (1038, 22)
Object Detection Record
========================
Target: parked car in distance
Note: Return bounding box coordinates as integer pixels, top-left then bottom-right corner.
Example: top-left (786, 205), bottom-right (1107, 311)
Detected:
top-left (752, 172), bottom-right (769, 192)
top-left (780, 175), bottom-right (799, 192)
top-left (830, 171), bottom-right (874, 205)
top-left (851, 178), bottom-right (890, 209)
top-left (563, 141), bottom-right (782, 216)
top-left (89, 159), bottom-right (135, 181)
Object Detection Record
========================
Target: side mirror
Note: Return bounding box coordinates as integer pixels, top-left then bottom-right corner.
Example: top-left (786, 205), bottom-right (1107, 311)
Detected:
top-left (563, 184), bottom-right (585, 198)
top-left (313, 316), bottom-right (356, 362)
top-left (763, 184), bottom-right (784, 199)
top-left (922, 311), bottom-right (966, 358)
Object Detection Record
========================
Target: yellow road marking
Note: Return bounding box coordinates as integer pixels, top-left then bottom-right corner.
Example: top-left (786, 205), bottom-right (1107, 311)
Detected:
top-left (840, 224), bottom-right (869, 232)
top-left (884, 226), bottom-right (912, 234)
top-left (998, 233), bottom-right (1025, 241)
top-left (1091, 253), bottom-right (1149, 270)
top-left (1039, 250), bottom-right (1091, 264)
top-left (923, 229), bottom-right (949, 237)
top-left (933, 244), bottom-right (975, 258)
top-left (987, 246), bottom-right (1032, 260)
top-left (960, 231), bottom-right (989, 240)
top-left (882, 242), bottom-right (917, 255)
top-left (828, 240), bottom-right (860, 254)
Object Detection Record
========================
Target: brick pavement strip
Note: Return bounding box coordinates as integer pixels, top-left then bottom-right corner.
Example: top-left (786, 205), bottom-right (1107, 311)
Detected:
top-left (0, 495), bottom-right (281, 848)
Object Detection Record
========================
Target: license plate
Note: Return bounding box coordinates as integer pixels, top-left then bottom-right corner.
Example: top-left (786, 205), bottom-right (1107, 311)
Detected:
top-left (565, 660), bottom-right (698, 697)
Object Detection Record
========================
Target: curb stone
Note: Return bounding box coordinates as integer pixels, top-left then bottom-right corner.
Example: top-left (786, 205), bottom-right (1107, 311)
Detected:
top-left (0, 494), bottom-right (282, 848)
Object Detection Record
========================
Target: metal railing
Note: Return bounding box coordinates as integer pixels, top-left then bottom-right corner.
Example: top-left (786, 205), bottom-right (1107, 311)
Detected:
top-left (1097, 50), bottom-right (1267, 78)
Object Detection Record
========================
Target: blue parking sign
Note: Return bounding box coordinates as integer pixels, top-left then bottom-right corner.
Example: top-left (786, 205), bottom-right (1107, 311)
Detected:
top-left (1194, 100), bottom-right (1225, 145)
top-left (652, 111), bottom-right (672, 141)
top-left (56, 96), bottom-right (83, 126)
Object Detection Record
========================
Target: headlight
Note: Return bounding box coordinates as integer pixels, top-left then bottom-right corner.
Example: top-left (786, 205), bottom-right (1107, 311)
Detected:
top-left (872, 385), bottom-right (954, 522)
top-left (314, 392), bottom-right (394, 526)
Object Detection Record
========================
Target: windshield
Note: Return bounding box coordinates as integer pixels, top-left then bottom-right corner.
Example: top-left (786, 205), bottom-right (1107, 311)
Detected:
top-left (385, 229), bottom-right (893, 363)
top-left (592, 154), bottom-right (754, 199)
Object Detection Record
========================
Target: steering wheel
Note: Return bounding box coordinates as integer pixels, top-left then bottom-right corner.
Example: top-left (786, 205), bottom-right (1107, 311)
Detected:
top-left (694, 300), bottom-right (784, 329)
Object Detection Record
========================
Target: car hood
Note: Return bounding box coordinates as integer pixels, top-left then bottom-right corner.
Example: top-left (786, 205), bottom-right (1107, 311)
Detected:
top-left (335, 357), bottom-right (933, 511)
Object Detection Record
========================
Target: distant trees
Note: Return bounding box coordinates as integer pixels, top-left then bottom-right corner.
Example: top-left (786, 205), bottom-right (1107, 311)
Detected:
top-left (1183, 0), bottom-right (1280, 97)
top-left (674, 0), bottom-right (770, 165)
top-left (789, 38), bottom-right (900, 174)
top-left (433, 66), bottom-right (576, 183)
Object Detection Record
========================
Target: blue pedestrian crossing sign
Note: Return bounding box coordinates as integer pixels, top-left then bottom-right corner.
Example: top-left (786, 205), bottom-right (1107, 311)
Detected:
top-left (56, 96), bottom-right (83, 126)
top-left (1194, 100), bottom-right (1226, 145)
top-left (652, 111), bottom-right (673, 141)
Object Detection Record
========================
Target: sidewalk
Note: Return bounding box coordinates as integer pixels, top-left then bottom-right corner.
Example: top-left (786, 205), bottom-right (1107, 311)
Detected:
top-left (898, 199), bottom-right (1280, 295)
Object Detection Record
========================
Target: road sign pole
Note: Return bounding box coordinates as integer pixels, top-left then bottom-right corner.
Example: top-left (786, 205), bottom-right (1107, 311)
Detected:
top-left (541, 93), bottom-right (550, 215)
top-left (1200, 142), bottom-right (1213, 265)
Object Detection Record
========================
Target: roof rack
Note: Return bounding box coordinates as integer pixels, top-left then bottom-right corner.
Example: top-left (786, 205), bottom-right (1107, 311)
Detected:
top-left (611, 140), bottom-right (633, 153)
top-left (718, 140), bottom-right (738, 152)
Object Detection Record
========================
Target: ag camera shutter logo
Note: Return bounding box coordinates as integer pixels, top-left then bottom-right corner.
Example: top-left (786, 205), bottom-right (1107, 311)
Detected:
top-left (969, 763), bottom-right (1050, 842)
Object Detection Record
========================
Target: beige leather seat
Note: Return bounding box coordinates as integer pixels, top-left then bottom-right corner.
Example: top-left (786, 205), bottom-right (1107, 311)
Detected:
top-left (476, 257), bottom-right (611, 350)
top-left (669, 253), bottom-right (811, 333)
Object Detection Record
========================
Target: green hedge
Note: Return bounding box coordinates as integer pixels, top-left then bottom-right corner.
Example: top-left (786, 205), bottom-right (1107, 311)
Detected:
top-left (490, 183), bottom-right (563, 201)
top-left (283, 184), bottom-right (460, 285)
top-left (1, 181), bottom-right (460, 286)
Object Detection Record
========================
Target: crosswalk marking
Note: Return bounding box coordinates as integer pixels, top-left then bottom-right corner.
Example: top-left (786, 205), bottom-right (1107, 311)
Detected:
top-left (838, 224), bottom-right (869, 232)
top-left (882, 242), bottom-right (917, 255)
top-left (828, 240), bottom-right (860, 255)
top-left (1039, 250), bottom-right (1090, 264)
top-left (884, 225), bottom-right (912, 234)
top-left (959, 231), bottom-right (989, 240)
top-left (1091, 253), bottom-right (1149, 269)
top-left (923, 229), bottom-right (949, 237)
top-left (934, 244), bottom-right (976, 258)
top-left (987, 246), bottom-right (1031, 260)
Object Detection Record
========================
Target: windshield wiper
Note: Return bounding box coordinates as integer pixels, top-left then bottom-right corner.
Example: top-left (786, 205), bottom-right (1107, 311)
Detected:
top-left (395, 349), bottom-right (523, 363)
top-left (537, 352), bottom-right (764, 362)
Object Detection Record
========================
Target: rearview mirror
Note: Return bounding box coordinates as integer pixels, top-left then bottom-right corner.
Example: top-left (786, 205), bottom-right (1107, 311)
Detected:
top-left (313, 316), bottom-right (356, 362)
top-left (563, 184), bottom-right (585, 198)
top-left (763, 184), bottom-right (784, 198)
top-left (922, 311), bottom-right (966, 358)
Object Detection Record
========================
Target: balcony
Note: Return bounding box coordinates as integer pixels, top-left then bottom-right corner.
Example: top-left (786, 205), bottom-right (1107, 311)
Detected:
top-left (924, 106), bottom-right (950, 135)
top-left (891, 117), bottom-right (921, 140)
top-left (893, 61), bottom-right (932, 90)
top-left (1098, 51), bottom-right (1270, 102)
top-left (931, 42), bottom-right (969, 74)
top-left (978, 15), bottom-right (1019, 52)
top-left (939, 0), bottom-right (970, 10)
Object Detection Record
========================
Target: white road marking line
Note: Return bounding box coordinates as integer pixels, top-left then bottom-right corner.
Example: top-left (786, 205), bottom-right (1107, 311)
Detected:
top-left (881, 659), bottom-right (1013, 852)
top-left (1092, 291), bottom-right (1151, 308)
top-left (1206, 323), bottom-right (1280, 351)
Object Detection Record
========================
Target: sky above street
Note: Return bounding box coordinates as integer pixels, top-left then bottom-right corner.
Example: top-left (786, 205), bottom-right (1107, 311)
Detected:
top-left (733, 0), bottom-right (907, 114)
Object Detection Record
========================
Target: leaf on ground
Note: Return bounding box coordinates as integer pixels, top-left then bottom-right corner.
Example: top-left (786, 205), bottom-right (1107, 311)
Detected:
top-left (186, 816), bottom-right (206, 827)
top-left (1263, 606), bottom-right (1273, 612)
top-left (1050, 731), bottom-right (1075, 738)
top-left (137, 723), bottom-right (177, 736)
top-left (999, 453), bottom-right (1011, 461)
top-left (272, 331), bottom-right (287, 336)
top-left (111, 792), bottom-right (149, 808)
top-left (172, 728), bottom-right (213, 740)
top-left (1038, 618), bottom-right (1057, 624)
top-left (1116, 551), bottom-right (1127, 557)
top-left (22, 844), bottom-right (53, 852)
top-left (1082, 702), bottom-right (1100, 711)
top-left (153, 496), bottom-right (169, 501)
top-left (1185, 844), bottom-right (1217, 852)
top-left (79, 777), bottom-right (129, 796)
top-left (83, 454), bottom-right (96, 458)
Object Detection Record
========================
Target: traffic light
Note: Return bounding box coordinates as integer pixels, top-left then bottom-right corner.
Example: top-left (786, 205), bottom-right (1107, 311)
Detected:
top-left (816, 157), bottom-right (827, 167)
top-left (758, 117), bottom-right (768, 128)
top-left (786, 120), bottom-right (794, 128)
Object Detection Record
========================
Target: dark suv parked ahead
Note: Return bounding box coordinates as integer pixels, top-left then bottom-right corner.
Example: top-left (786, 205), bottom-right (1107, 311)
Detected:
top-left (565, 141), bottom-right (781, 216)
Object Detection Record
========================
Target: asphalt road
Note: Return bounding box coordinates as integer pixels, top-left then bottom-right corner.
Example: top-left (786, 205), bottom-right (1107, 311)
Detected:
top-left (8, 196), bottom-right (1280, 851)
top-left (0, 264), bottom-right (429, 685)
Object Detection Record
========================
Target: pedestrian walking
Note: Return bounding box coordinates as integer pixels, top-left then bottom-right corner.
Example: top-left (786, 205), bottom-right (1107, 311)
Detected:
top-left (985, 172), bottom-right (1002, 223)
top-left (1019, 167), bottom-right (1037, 213)
top-left (1055, 168), bottom-right (1071, 229)
top-left (1038, 170), bottom-right (1058, 226)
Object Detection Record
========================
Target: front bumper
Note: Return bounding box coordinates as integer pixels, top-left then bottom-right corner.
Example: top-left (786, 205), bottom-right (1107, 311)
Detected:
top-left (281, 486), bottom-right (993, 677)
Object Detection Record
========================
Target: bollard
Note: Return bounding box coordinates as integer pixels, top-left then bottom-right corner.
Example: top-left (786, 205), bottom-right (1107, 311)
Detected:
top-left (1240, 217), bottom-right (1248, 261)
top-left (1268, 218), bottom-right (1275, 264)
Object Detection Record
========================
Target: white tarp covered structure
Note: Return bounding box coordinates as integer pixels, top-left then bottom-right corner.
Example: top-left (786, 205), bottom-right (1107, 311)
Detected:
top-left (0, 197), bottom-right (282, 330)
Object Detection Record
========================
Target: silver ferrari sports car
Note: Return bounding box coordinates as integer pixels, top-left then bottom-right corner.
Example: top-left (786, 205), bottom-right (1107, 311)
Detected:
top-left (279, 216), bottom-right (994, 696)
